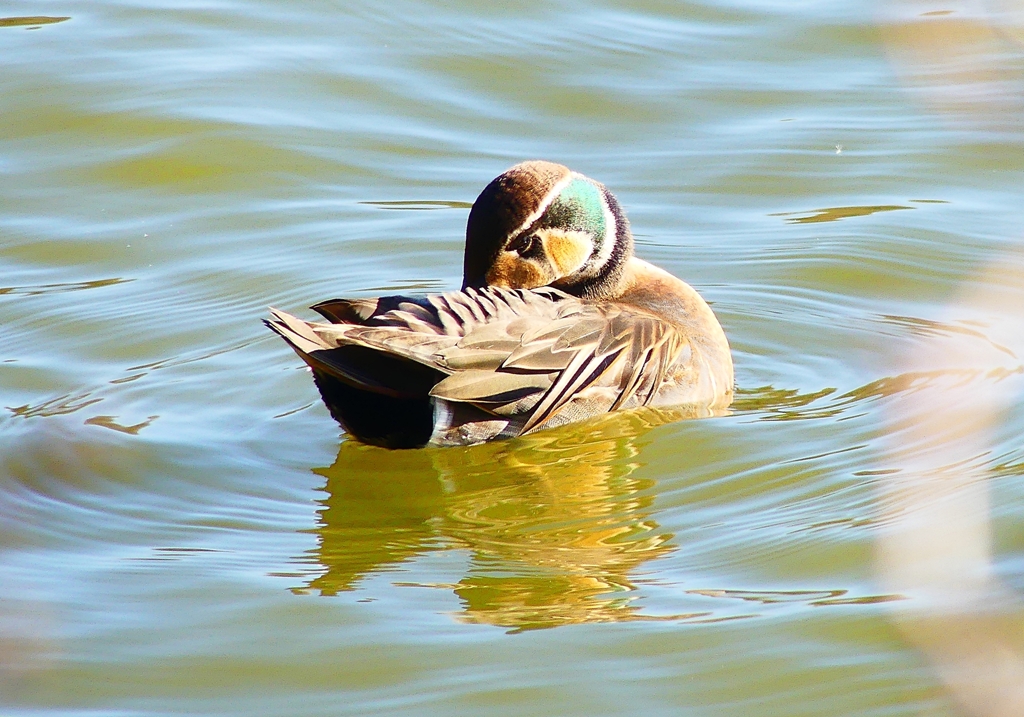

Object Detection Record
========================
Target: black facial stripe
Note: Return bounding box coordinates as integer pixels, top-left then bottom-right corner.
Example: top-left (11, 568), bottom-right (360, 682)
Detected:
top-left (506, 233), bottom-right (530, 254)
top-left (507, 232), bottom-right (544, 259)
top-left (506, 210), bottom-right (549, 254)
top-left (521, 235), bottom-right (545, 259)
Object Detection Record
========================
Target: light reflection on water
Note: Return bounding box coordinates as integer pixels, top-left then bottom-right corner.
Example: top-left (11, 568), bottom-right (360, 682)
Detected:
top-left (306, 411), bottom-right (677, 631)
top-left (300, 406), bottom-right (911, 634)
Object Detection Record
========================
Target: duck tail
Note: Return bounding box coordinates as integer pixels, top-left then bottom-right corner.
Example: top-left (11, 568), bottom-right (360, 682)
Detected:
top-left (265, 308), bottom-right (442, 448)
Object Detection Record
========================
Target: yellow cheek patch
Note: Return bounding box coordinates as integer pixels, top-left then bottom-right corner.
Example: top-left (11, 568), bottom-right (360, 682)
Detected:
top-left (540, 230), bottom-right (593, 280)
top-left (485, 253), bottom-right (552, 289)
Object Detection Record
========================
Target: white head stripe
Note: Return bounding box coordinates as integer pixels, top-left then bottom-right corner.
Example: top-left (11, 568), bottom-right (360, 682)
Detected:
top-left (509, 172), bottom-right (575, 241)
top-left (593, 185), bottom-right (617, 269)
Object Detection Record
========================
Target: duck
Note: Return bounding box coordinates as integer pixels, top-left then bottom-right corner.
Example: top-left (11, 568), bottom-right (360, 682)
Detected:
top-left (266, 160), bottom-right (733, 448)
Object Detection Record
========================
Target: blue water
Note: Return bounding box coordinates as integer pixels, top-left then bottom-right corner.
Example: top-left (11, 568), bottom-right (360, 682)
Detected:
top-left (3, 1), bottom-right (1024, 714)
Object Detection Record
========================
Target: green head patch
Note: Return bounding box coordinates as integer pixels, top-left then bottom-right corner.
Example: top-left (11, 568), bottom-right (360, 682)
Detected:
top-left (540, 177), bottom-right (608, 240)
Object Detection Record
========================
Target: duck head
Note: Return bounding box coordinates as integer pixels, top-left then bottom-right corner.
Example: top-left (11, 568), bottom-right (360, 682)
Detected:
top-left (463, 161), bottom-right (634, 300)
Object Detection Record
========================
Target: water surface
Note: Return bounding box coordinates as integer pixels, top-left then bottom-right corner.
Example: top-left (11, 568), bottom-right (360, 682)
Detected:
top-left (3, 0), bottom-right (1024, 714)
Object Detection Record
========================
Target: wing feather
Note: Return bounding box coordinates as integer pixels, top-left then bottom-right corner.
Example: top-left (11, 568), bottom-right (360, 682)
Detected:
top-left (430, 369), bottom-right (553, 403)
top-left (270, 286), bottom-right (690, 436)
top-left (440, 292), bottom-right (477, 325)
top-left (435, 347), bottom-right (516, 370)
top-left (610, 346), bottom-right (654, 412)
top-left (521, 349), bottom-right (624, 433)
top-left (427, 294), bottom-right (465, 336)
top-left (552, 319), bottom-right (606, 353)
top-left (501, 341), bottom-right (574, 371)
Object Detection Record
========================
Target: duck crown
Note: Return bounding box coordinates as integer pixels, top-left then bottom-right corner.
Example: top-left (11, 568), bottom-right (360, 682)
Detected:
top-left (463, 161), bottom-right (634, 300)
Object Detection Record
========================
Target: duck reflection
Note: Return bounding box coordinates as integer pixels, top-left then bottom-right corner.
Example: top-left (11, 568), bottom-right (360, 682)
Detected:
top-left (305, 407), bottom-right (696, 631)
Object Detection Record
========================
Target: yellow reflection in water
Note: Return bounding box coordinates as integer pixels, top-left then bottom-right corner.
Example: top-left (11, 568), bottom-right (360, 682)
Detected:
top-left (770, 205), bottom-right (912, 224)
top-left (306, 408), bottom-right (696, 631)
top-left (0, 16), bottom-right (70, 28)
top-left (83, 414), bottom-right (159, 435)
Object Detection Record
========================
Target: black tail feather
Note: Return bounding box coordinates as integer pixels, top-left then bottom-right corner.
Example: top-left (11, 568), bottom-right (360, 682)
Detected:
top-left (312, 370), bottom-right (435, 449)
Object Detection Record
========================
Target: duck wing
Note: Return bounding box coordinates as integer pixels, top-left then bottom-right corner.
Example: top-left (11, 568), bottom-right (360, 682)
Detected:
top-left (431, 295), bottom-right (688, 433)
top-left (267, 286), bottom-right (689, 437)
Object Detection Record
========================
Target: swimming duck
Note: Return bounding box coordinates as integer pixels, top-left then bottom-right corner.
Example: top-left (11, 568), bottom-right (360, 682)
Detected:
top-left (267, 161), bottom-right (733, 448)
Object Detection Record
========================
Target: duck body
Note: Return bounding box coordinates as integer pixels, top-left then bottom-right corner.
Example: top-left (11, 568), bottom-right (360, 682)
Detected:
top-left (267, 161), bottom-right (733, 448)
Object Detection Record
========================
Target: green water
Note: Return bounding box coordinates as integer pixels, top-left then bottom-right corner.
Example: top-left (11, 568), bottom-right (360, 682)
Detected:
top-left (3, 1), bottom-right (1024, 714)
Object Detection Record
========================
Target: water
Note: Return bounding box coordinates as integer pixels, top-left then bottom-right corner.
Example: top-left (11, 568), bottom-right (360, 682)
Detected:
top-left (3, 0), bottom-right (1024, 714)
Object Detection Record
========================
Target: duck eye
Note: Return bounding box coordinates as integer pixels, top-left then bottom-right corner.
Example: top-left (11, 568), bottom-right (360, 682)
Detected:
top-left (507, 234), bottom-right (536, 255)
